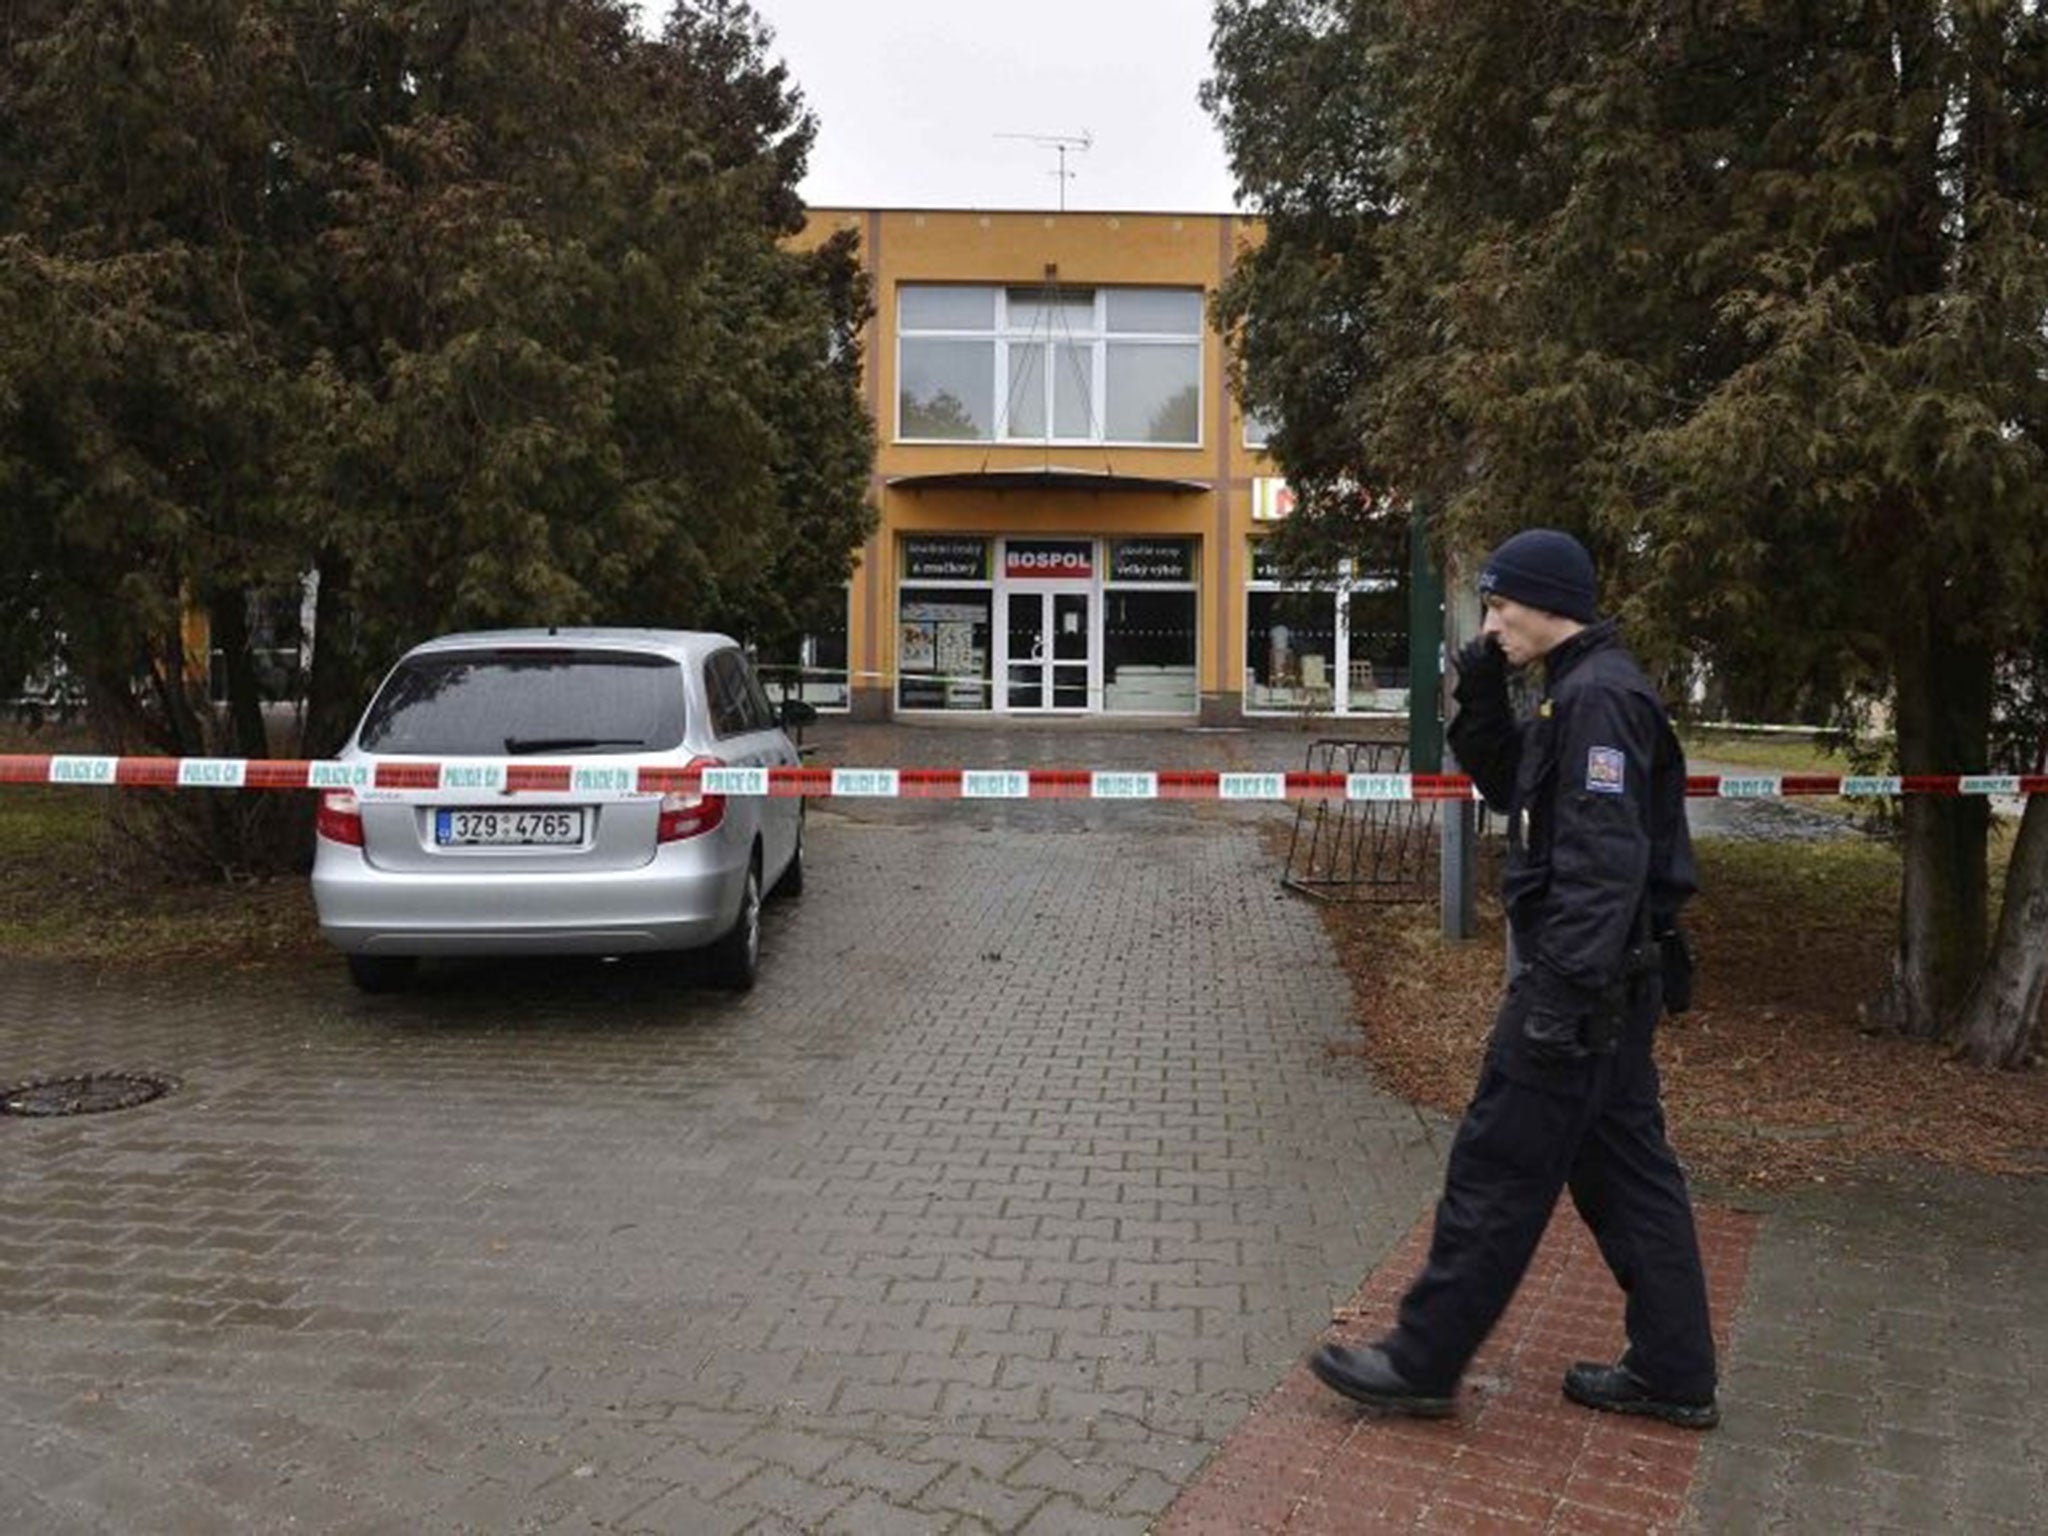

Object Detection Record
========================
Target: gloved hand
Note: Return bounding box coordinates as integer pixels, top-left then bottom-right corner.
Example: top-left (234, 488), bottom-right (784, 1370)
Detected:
top-left (1656, 921), bottom-right (1696, 1014)
top-left (1521, 1006), bottom-right (1588, 1066)
top-left (1451, 635), bottom-right (1507, 709)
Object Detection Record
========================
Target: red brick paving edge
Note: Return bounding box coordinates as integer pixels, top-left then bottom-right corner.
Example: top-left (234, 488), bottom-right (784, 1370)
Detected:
top-left (1155, 1201), bottom-right (1757, 1535)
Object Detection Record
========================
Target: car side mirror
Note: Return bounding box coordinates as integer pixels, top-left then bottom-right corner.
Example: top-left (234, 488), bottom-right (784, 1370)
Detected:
top-left (777, 698), bottom-right (818, 729)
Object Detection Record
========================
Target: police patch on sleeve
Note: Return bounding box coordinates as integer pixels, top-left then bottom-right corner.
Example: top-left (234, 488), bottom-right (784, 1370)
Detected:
top-left (1586, 746), bottom-right (1627, 794)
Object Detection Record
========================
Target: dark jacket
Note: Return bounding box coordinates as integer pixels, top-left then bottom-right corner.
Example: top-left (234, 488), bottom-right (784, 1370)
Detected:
top-left (1448, 620), bottom-right (1696, 1021)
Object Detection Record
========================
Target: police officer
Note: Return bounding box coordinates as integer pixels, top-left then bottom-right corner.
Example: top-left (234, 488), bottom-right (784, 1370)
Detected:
top-left (1309, 528), bottom-right (1719, 1429)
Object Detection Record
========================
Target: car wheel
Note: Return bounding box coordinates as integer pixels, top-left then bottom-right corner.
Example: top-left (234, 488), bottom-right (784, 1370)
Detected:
top-left (346, 954), bottom-right (417, 994)
top-left (775, 808), bottom-right (805, 899)
top-left (708, 856), bottom-right (762, 991)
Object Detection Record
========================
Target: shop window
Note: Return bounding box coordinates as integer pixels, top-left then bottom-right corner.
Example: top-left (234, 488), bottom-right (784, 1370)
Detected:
top-left (1345, 585), bottom-right (1410, 708)
top-left (1101, 537), bottom-right (1198, 714)
top-left (898, 586), bottom-right (992, 711)
top-left (1244, 551), bottom-right (1410, 715)
top-left (1246, 590), bottom-right (1339, 711)
top-left (757, 593), bottom-right (851, 711)
top-left (1104, 591), bottom-right (1198, 713)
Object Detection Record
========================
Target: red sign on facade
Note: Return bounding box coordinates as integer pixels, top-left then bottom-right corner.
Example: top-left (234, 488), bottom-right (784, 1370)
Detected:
top-left (1004, 540), bottom-right (1094, 580)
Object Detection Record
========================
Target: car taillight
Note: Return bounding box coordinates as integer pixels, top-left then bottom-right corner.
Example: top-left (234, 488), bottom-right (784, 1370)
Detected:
top-left (316, 789), bottom-right (364, 847)
top-left (657, 756), bottom-right (726, 842)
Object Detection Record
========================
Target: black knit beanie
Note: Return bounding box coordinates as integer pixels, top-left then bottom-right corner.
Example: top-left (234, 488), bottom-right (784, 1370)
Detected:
top-left (1477, 529), bottom-right (1598, 623)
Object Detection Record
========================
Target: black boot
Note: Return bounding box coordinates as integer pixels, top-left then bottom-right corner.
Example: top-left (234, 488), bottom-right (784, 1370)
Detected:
top-left (1562, 1361), bottom-right (1719, 1429)
top-left (1309, 1343), bottom-right (1456, 1418)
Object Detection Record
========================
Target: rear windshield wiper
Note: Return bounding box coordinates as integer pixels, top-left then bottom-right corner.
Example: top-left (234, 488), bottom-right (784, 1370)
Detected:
top-left (502, 735), bottom-right (648, 754)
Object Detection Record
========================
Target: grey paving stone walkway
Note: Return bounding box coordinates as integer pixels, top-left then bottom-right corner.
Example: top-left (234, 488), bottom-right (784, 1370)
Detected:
top-left (1688, 1166), bottom-right (2048, 1533)
top-left (0, 731), bottom-right (1446, 1534)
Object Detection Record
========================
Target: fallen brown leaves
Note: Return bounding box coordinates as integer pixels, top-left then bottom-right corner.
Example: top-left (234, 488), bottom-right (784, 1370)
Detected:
top-left (1315, 837), bottom-right (2048, 1189)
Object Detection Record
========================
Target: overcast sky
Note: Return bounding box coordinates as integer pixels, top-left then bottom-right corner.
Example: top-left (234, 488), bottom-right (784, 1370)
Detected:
top-left (640, 1), bottom-right (1241, 213)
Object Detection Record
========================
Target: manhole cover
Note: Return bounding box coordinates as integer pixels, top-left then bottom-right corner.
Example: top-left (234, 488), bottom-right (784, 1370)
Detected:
top-left (1, 1072), bottom-right (177, 1117)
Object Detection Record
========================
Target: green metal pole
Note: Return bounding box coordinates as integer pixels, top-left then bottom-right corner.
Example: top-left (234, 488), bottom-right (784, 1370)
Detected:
top-left (1411, 504), bottom-right (1478, 940)
top-left (1407, 503), bottom-right (1443, 774)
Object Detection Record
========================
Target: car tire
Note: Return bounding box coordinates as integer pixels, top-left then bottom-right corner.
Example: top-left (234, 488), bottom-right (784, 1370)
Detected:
top-left (775, 808), bottom-right (805, 899)
top-left (708, 856), bottom-right (762, 991)
top-left (346, 954), bottom-right (417, 994)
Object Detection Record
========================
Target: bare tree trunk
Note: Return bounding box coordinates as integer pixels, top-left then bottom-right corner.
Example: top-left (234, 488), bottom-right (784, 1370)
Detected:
top-left (148, 618), bottom-right (211, 758)
top-left (1866, 622), bottom-right (1992, 1038)
top-left (200, 586), bottom-right (310, 875)
top-left (1954, 795), bottom-right (2048, 1068)
top-left (82, 660), bottom-right (156, 755)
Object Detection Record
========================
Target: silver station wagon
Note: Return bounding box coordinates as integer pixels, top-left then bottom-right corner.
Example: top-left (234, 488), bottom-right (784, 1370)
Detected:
top-left (312, 629), bottom-right (809, 992)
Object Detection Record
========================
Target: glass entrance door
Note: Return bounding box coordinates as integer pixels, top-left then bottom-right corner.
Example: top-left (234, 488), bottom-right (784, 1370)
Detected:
top-left (1050, 591), bottom-right (1090, 708)
top-left (1004, 589), bottom-right (1092, 711)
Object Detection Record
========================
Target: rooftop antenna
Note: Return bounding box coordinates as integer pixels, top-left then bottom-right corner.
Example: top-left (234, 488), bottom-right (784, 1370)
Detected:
top-left (995, 129), bottom-right (1092, 211)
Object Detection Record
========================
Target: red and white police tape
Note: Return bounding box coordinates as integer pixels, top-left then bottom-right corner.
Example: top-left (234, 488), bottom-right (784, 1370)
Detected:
top-left (1, 755), bottom-right (2043, 802)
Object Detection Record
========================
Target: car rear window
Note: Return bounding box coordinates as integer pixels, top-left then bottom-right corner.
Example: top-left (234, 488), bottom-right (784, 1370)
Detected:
top-left (356, 649), bottom-right (688, 755)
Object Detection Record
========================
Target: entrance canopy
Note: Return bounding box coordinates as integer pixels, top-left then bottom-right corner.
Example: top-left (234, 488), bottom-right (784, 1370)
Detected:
top-left (885, 467), bottom-right (1212, 496)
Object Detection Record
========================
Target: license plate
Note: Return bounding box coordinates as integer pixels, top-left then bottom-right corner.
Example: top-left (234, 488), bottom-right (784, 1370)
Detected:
top-left (434, 808), bottom-right (586, 847)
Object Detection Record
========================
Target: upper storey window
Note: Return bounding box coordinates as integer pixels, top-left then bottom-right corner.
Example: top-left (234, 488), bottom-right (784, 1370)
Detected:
top-left (897, 285), bottom-right (1203, 447)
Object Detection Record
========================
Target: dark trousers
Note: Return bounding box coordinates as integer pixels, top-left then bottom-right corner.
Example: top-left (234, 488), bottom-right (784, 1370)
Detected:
top-left (1379, 975), bottom-right (1717, 1401)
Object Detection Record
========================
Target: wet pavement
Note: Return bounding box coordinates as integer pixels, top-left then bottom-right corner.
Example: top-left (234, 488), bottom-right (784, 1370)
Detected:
top-left (1687, 1166), bottom-right (2048, 1533)
top-left (1, 719), bottom-right (2042, 1532)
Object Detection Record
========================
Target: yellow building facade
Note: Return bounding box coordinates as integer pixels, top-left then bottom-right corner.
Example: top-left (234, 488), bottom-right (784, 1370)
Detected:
top-left (796, 207), bottom-right (1409, 724)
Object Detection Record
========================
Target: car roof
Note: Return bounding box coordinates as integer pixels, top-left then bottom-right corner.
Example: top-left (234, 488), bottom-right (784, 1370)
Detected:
top-left (401, 628), bottom-right (739, 663)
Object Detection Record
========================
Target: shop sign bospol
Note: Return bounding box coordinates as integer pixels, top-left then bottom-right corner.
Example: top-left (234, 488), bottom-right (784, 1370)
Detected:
top-left (1004, 540), bottom-right (1093, 580)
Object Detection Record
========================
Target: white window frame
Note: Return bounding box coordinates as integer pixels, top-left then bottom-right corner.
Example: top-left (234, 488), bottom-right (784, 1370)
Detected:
top-left (896, 285), bottom-right (1204, 449)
